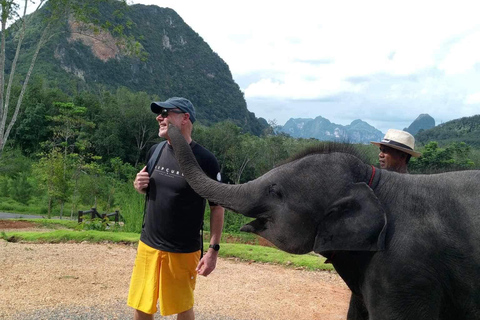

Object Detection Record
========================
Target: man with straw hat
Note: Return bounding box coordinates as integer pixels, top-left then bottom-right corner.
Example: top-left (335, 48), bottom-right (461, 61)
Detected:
top-left (371, 129), bottom-right (422, 173)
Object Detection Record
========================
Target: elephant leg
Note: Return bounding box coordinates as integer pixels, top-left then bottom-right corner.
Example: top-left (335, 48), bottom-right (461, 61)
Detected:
top-left (347, 293), bottom-right (369, 320)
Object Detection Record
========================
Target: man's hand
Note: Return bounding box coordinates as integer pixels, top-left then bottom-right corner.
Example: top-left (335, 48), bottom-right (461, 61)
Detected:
top-left (196, 250), bottom-right (218, 277)
top-left (133, 166), bottom-right (150, 194)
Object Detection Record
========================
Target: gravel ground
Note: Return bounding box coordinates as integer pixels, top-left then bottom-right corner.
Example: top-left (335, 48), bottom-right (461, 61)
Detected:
top-left (11, 302), bottom-right (240, 320)
top-left (0, 222), bottom-right (350, 320)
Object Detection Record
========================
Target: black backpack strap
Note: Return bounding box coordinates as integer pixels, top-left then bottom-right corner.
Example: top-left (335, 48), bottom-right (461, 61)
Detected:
top-left (142, 141), bottom-right (167, 228)
top-left (146, 141), bottom-right (167, 176)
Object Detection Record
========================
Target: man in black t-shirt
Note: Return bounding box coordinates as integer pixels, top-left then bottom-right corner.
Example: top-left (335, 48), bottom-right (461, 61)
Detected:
top-left (128, 97), bottom-right (224, 320)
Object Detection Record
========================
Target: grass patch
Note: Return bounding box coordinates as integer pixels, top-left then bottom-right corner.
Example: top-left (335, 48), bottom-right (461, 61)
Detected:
top-left (215, 242), bottom-right (333, 271)
top-left (17, 218), bottom-right (80, 229)
top-left (2, 230), bottom-right (139, 243)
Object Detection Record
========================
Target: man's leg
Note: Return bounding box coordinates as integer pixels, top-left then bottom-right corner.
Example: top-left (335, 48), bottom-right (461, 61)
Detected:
top-left (177, 307), bottom-right (194, 320)
top-left (134, 309), bottom-right (154, 320)
top-left (128, 242), bottom-right (162, 319)
top-left (159, 252), bottom-right (200, 317)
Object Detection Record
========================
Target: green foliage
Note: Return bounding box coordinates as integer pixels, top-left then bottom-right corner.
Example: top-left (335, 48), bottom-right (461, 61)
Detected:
top-left (0, 176), bottom-right (9, 196)
top-left (34, 148), bottom-right (69, 217)
top-left (79, 217), bottom-right (109, 231)
top-left (0, 147), bottom-right (32, 177)
top-left (409, 141), bottom-right (475, 173)
top-left (222, 210), bottom-right (253, 234)
top-left (25, 218), bottom-right (79, 229)
top-left (0, 0), bottom-right (145, 157)
top-left (114, 182), bottom-right (144, 233)
top-left (3, 229), bottom-right (140, 243)
top-left (416, 115), bottom-right (480, 147)
top-left (10, 172), bottom-right (33, 204)
top-left (45, 101), bottom-right (95, 154)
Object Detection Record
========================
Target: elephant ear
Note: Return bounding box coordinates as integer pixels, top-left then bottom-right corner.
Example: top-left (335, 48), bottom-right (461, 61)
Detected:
top-left (313, 182), bottom-right (387, 253)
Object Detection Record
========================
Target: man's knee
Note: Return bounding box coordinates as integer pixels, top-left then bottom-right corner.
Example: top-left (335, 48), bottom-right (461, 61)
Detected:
top-left (177, 307), bottom-right (194, 320)
top-left (134, 309), bottom-right (154, 320)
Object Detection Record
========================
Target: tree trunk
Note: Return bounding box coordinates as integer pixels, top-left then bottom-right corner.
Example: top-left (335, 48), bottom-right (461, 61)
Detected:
top-left (48, 196), bottom-right (52, 219)
top-left (60, 201), bottom-right (64, 219)
top-left (2, 0), bottom-right (29, 141)
top-left (0, 8), bottom-right (8, 143)
top-left (235, 156), bottom-right (251, 185)
top-left (0, 22), bottom-right (51, 154)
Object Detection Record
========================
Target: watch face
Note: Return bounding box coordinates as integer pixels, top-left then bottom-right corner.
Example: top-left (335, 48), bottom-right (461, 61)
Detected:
top-left (210, 244), bottom-right (220, 251)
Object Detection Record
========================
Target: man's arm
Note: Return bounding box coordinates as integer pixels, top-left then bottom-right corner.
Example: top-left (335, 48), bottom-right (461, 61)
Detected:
top-left (196, 204), bottom-right (224, 276)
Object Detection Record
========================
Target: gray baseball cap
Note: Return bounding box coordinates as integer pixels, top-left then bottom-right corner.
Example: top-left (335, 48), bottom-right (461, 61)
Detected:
top-left (151, 97), bottom-right (196, 123)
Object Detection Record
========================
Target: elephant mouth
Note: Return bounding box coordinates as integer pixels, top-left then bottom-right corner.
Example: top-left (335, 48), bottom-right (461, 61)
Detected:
top-left (240, 217), bottom-right (268, 234)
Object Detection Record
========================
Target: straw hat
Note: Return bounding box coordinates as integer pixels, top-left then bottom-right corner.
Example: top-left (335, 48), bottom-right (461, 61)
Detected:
top-left (371, 129), bottom-right (421, 157)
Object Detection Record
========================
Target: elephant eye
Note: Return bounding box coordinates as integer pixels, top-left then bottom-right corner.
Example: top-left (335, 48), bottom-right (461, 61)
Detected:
top-left (268, 184), bottom-right (282, 198)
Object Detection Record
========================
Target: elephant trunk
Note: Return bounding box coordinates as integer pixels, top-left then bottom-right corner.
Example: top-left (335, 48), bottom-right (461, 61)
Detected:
top-left (168, 124), bottom-right (255, 214)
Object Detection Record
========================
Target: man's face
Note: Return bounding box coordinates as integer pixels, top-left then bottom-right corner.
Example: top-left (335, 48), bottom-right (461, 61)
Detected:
top-left (156, 108), bottom-right (186, 138)
top-left (378, 145), bottom-right (408, 171)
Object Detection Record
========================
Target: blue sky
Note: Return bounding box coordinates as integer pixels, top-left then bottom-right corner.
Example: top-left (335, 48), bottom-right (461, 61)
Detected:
top-left (29, 1), bottom-right (480, 133)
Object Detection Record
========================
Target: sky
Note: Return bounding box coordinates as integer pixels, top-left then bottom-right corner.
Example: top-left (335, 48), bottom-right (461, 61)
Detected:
top-left (26, 0), bottom-right (480, 133)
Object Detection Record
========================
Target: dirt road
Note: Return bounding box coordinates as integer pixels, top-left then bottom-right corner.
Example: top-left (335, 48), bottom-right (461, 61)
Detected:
top-left (0, 222), bottom-right (350, 320)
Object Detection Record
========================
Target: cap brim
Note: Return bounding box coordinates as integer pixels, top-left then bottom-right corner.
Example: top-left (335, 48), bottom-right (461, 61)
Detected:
top-left (370, 141), bottom-right (421, 157)
top-left (151, 101), bottom-right (177, 114)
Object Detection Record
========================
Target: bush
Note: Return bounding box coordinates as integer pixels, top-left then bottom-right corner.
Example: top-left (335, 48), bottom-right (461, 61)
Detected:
top-left (0, 177), bottom-right (9, 197)
top-left (10, 173), bottom-right (33, 205)
top-left (115, 183), bottom-right (144, 233)
top-left (80, 217), bottom-right (109, 231)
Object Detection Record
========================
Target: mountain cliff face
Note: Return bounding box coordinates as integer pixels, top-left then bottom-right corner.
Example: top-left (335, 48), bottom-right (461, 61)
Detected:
top-left (280, 117), bottom-right (384, 144)
top-left (7, 2), bottom-right (268, 135)
top-left (404, 114), bottom-right (435, 135)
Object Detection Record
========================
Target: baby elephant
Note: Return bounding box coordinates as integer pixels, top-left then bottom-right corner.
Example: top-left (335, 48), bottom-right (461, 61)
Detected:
top-left (168, 124), bottom-right (480, 320)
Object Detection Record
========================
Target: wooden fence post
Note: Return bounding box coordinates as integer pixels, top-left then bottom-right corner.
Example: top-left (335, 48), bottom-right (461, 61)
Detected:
top-left (78, 211), bottom-right (83, 223)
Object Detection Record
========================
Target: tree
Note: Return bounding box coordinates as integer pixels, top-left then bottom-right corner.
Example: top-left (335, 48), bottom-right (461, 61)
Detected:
top-left (46, 101), bottom-right (94, 158)
top-left (409, 141), bottom-right (475, 173)
top-left (113, 88), bottom-right (157, 166)
top-left (0, 0), bottom-right (142, 157)
top-left (39, 101), bottom-right (94, 218)
top-left (34, 148), bottom-right (69, 218)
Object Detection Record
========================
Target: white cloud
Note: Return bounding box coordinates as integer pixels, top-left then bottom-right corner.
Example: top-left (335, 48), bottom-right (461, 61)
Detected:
top-left (439, 30), bottom-right (480, 75)
top-left (465, 92), bottom-right (480, 105)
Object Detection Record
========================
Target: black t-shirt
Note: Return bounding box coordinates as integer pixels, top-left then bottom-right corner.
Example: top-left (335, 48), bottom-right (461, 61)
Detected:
top-left (140, 141), bottom-right (221, 253)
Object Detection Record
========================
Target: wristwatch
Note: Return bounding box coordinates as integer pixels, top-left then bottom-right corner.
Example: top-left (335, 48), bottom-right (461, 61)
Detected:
top-left (209, 244), bottom-right (220, 251)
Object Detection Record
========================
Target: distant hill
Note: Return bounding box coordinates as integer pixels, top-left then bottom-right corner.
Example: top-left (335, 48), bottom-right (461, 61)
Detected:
top-left (404, 114), bottom-right (435, 135)
top-left (415, 114), bottom-right (480, 147)
top-left (5, 1), bottom-right (268, 135)
top-left (279, 117), bottom-right (384, 144)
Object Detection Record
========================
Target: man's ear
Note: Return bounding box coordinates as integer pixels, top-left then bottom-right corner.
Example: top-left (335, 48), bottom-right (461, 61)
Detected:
top-left (183, 112), bottom-right (190, 124)
top-left (314, 182), bottom-right (387, 253)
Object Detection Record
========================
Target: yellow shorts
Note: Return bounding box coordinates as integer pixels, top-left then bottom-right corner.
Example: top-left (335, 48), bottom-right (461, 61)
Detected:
top-left (127, 241), bottom-right (200, 316)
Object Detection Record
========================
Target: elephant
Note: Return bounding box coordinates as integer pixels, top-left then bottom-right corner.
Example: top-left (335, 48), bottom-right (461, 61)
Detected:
top-left (167, 124), bottom-right (480, 320)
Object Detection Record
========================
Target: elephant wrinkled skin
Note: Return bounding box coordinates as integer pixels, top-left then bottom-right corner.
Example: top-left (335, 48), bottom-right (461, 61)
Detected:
top-left (168, 124), bottom-right (480, 320)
